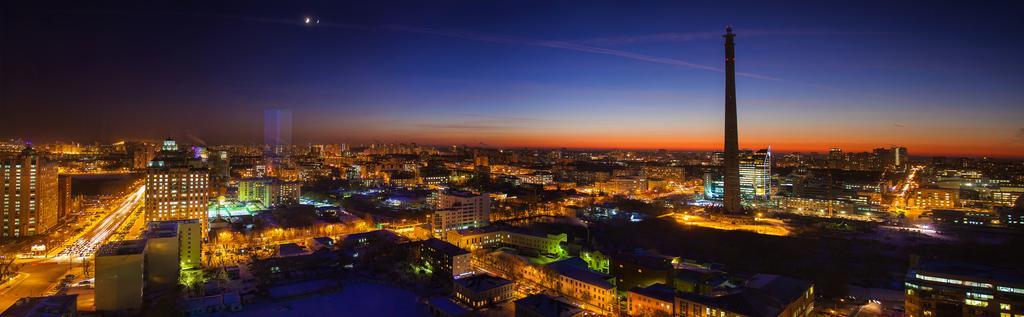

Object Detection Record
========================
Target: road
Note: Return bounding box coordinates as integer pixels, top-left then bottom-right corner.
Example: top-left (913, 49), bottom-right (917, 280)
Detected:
top-left (0, 185), bottom-right (145, 311)
top-left (55, 186), bottom-right (145, 260)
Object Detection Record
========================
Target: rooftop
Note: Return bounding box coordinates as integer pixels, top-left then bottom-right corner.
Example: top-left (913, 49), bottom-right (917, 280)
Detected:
top-left (443, 189), bottom-right (483, 198)
top-left (629, 283), bottom-right (676, 303)
top-left (913, 261), bottom-right (1024, 285)
top-left (546, 257), bottom-right (614, 289)
top-left (426, 297), bottom-right (472, 316)
top-left (0, 294), bottom-right (77, 317)
top-left (674, 274), bottom-right (812, 317)
top-left (96, 239), bottom-right (147, 256)
top-left (145, 221), bottom-right (179, 238)
top-left (422, 238), bottom-right (469, 257)
top-left (514, 294), bottom-right (583, 317)
top-left (454, 274), bottom-right (513, 293)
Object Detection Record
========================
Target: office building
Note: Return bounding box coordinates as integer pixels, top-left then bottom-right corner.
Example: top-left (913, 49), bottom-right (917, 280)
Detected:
top-left (739, 148), bottom-right (772, 200)
top-left (144, 139), bottom-right (209, 227)
top-left (95, 240), bottom-right (147, 312)
top-left (906, 261), bottom-right (1024, 317)
top-left (432, 190), bottom-right (490, 238)
top-left (1, 146), bottom-right (58, 238)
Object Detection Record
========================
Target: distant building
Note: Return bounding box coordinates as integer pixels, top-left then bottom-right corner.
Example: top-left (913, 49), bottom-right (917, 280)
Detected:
top-left (95, 240), bottom-right (148, 312)
top-left (432, 190), bottom-right (490, 238)
top-left (704, 172), bottom-right (725, 201)
top-left (514, 293), bottom-right (585, 317)
top-left (57, 174), bottom-right (74, 224)
top-left (453, 274), bottom-right (515, 308)
top-left (906, 261), bottom-right (1024, 317)
top-left (127, 142), bottom-right (157, 170)
top-left (739, 148), bottom-right (772, 200)
top-left (145, 139), bottom-right (209, 228)
top-left (1, 146), bottom-right (58, 239)
top-left (641, 165), bottom-right (685, 183)
top-left (910, 188), bottom-right (959, 210)
top-left (237, 178), bottom-right (301, 208)
top-left (704, 149), bottom-right (770, 203)
top-left (419, 238), bottom-right (472, 279)
top-left (0, 294), bottom-right (78, 317)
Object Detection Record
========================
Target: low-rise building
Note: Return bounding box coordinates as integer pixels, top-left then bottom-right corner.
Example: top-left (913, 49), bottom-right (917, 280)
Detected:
top-left (426, 297), bottom-right (474, 317)
top-left (419, 238), bottom-right (472, 279)
top-left (515, 294), bottom-right (585, 317)
top-left (628, 283), bottom-right (676, 316)
top-left (0, 294), bottom-right (78, 317)
top-left (446, 225), bottom-right (566, 256)
top-left (453, 274), bottom-right (515, 308)
top-left (674, 274), bottom-right (813, 317)
top-left (611, 250), bottom-right (678, 294)
top-left (546, 258), bottom-right (617, 314)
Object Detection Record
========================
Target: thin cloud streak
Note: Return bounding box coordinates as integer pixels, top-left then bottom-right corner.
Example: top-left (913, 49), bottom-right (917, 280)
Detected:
top-left (379, 25), bottom-right (729, 74)
top-left (576, 29), bottom-right (890, 46)
top-left (172, 13), bottom-right (901, 103)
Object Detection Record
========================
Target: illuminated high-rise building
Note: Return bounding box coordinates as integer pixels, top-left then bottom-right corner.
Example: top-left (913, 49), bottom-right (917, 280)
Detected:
top-left (1, 146), bottom-right (58, 238)
top-left (722, 27), bottom-right (741, 214)
top-left (739, 148), bottom-right (772, 200)
top-left (432, 190), bottom-right (490, 239)
top-left (144, 139), bottom-right (209, 228)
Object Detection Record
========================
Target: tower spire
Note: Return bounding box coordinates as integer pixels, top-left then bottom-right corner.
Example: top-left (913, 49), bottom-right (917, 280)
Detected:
top-left (722, 26), bottom-right (742, 214)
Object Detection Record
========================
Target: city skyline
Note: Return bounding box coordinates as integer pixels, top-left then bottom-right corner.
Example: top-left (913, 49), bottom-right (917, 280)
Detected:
top-left (2, 3), bottom-right (1024, 315)
top-left (3, 1), bottom-right (1024, 158)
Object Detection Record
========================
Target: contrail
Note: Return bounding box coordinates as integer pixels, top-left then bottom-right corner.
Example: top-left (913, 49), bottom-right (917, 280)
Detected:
top-left (227, 16), bottom-right (772, 79)
top-left (575, 29), bottom-right (888, 46)
top-left (90, 11), bottom-right (902, 101)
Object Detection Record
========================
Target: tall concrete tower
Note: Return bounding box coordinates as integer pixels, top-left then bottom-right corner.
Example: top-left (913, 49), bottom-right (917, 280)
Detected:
top-left (722, 26), bottom-right (742, 214)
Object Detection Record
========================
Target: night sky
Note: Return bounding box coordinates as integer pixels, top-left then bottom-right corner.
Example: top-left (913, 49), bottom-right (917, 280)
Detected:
top-left (3, 1), bottom-right (1023, 157)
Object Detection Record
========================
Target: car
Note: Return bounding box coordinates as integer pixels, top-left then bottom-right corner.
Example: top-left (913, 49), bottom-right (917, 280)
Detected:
top-left (65, 274), bottom-right (76, 280)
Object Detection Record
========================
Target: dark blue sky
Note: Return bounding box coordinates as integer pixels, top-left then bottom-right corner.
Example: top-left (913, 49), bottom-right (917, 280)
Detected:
top-left (3, 1), bottom-right (1023, 156)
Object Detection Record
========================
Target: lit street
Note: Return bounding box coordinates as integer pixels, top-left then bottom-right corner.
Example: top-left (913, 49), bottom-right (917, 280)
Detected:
top-left (0, 185), bottom-right (144, 312)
